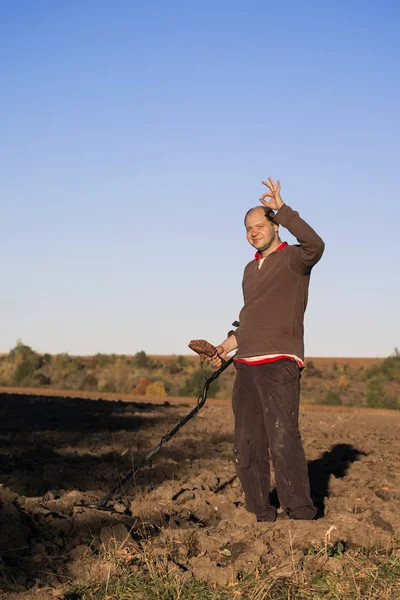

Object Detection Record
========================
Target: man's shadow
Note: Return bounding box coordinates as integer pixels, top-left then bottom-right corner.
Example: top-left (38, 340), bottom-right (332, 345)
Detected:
top-left (271, 443), bottom-right (366, 518)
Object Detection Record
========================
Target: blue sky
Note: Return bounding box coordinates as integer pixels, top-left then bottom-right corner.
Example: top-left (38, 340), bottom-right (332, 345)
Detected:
top-left (1, 0), bottom-right (399, 357)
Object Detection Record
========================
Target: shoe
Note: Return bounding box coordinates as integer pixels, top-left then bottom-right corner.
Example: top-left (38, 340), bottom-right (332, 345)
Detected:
top-left (256, 516), bottom-right (276, 523)
top-left (276, 512), bottom-right (290, 521)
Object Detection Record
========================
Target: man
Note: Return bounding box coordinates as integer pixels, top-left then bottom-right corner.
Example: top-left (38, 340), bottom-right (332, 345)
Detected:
top-left (209, 178), bottom-right (325, 522)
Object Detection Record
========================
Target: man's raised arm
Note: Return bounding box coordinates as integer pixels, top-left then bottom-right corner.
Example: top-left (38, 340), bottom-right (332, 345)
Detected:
top-left (274, 204), bottom-right (325, 271)
top-left (260, 178), bottom-right (325, 273)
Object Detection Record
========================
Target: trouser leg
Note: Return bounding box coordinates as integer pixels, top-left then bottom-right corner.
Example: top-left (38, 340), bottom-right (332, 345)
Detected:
top-left (232, 363), bottom-right (276, 521)
top-left (254, 360), bottom-right (316, 520)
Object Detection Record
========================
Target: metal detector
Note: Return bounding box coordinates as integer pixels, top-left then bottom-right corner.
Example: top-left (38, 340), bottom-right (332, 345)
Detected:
top-left (74, 337), bottom-right (235, 512)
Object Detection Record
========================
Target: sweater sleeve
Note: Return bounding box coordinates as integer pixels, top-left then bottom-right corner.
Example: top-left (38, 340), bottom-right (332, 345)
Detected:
top-left (273, 204), bottom-right (325, 274)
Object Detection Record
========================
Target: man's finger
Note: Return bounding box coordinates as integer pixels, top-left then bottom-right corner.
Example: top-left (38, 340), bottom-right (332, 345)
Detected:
top-left (260, 191), bottom-right (272, 200)
top-left (261, 180), bottom-right (272, 190)
top-left (268, 177), bottom-right (277, 189)
top-left (259, 192), bottom-right (272, 205)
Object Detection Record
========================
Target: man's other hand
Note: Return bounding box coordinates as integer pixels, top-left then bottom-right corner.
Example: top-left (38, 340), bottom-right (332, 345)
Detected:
top-left (259, 178), bottom-right (284, 211)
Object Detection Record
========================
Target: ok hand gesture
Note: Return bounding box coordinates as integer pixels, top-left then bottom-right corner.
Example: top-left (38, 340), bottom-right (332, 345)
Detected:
top-left (259, 178), bottom-right (284, 211)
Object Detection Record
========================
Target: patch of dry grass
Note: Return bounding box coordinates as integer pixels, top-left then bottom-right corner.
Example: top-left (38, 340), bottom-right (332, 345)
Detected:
top-left (64, 531), bottom-right (400, 600)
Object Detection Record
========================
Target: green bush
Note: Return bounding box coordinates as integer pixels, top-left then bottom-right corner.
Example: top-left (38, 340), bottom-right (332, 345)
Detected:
top-left (164, 358), bottom-right (182, 375)
top-left (42, 353), bottom-right (52, 365)
top-left (48, 353), bottom-right (83, 389)
top-left (134, 351), bottom-right (152, 369)
top-left (50, 352), bottom-right (72, 370)
top-left (179, 369), bottom-right (220, 398)
top-left (366, 349), bottom-right (400, 382)
top-left (98, 381), bottom-right (116, 393)
top-left (93, 353), bottom-right (114, 369)
top-left (33, 372), bottom-right (51, 386)
top-left (379, 348), bottom-right (400, 382)
top-left (322, 391), bottom-right (342, 406)
top-left (9, 340), bottom-right (40, 364)
top-left (8, 341), bottom-right (41, 385)
top-left (78, 374), bottom-right (98, 391)
top-left (366, 374), bottom-right (398, 409)
top-left (304, 361), bottom-right (322, 377)
top-left (14, 360), bottom-right (36, 385)
top-left (158, 377), bottom-right (173, 395)
top-left (177, 355), bottom-right (188, 368)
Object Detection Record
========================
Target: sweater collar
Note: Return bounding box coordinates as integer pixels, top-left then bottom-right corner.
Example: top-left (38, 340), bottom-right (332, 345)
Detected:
top-left (255, 241), bottom-right (288, 260)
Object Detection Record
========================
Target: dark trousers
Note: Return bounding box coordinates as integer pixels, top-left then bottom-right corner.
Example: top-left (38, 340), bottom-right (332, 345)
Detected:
top-left (232, 360), bottom-right (316, 521)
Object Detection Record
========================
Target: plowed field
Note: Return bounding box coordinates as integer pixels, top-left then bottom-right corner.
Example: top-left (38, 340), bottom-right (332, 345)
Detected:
top-left (0, 388), bottom-right (399, 598)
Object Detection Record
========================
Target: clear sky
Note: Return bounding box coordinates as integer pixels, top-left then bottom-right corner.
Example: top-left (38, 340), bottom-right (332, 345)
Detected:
top-left (1, 0), bottom-right (399, 357)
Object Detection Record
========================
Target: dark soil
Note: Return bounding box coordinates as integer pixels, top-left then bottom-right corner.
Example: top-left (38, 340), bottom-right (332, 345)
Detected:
top-left (0, 390), bottom-right (399, 597)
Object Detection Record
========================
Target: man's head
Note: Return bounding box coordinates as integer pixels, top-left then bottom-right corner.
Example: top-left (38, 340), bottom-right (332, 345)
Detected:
top-left (244, 206), bottom-right (280, 255)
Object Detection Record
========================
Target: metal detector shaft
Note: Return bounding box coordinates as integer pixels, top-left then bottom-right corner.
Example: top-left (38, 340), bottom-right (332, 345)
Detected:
top-left (92, 356), bottom-right (234, 509)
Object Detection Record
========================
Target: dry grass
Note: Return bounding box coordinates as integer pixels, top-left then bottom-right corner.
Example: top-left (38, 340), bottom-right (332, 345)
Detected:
top-left (64, 529), bottom-right (400, 600)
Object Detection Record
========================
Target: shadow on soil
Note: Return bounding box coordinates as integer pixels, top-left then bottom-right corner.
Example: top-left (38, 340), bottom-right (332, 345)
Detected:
top-left (0, 392), bottom-right (233, 497)
top-left (308, 443), bottom-right (367, 518)
top-left (270, 443), bottom-right (366, 518)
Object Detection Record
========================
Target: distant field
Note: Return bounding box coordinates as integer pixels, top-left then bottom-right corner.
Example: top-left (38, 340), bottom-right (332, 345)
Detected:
top-left (302, 356), bottom-right (384, 368)
top-left (0, 352), bottom-right (385, 367)
top-left (1, 345), bottom-right (397, 412)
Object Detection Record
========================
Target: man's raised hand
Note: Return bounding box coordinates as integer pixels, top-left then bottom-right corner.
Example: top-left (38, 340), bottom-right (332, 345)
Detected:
top-left (259, 178), bottom-right (284, 211)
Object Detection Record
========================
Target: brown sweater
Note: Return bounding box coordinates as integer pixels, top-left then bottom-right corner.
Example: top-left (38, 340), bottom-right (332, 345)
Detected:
top-left (234, 204), bottom-right (325, 361)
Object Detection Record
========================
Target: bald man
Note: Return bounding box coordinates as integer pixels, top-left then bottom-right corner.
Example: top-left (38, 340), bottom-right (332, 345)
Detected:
top-left (209, 178), bottom-right (325, 522)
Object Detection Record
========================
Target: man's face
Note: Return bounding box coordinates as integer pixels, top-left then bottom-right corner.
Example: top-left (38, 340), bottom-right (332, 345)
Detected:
top-left (245, 207), bottom-right (276, 252)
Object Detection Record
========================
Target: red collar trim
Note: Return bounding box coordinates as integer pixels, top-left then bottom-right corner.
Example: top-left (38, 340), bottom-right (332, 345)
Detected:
top-left (255, 241), bottom-right (288, 260)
